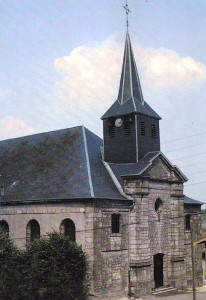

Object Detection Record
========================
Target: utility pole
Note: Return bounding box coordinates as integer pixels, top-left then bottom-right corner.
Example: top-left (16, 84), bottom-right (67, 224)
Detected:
top-left (191, 228), bottom-right (196, 300)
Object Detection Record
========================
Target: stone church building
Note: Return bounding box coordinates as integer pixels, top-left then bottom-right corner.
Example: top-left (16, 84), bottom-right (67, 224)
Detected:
top-left (0, 32), bottom-right (203, 298)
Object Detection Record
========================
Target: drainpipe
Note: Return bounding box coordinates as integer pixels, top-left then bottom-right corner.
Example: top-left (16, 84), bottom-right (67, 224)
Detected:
top-left (128, 200), bottom-right (135, 297)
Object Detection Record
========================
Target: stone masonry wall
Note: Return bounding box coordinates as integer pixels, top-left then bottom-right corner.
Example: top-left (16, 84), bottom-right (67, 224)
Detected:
top-left (0, 181), bottom-right (202, 299)
top-left (0, 199), bottom-right (132, 299)
top-left (92, 199), bottom-right (130, 298)
top-left (124, 178), bottom-right (152, 297)
top-left (0, 201), bottom-right (100, 294)
top-left (0, 202), bottom-right (88, 248)
top-left (123, 156), bottom-right (189, 298)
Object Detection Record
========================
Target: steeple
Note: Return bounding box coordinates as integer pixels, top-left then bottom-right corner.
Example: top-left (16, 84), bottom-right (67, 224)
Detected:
top-left (102, 3), bottom-right (161, 164)
top-left (118, 32), bottom-right (144, 105)
top-left (101, 33), bottom-right (160, 121)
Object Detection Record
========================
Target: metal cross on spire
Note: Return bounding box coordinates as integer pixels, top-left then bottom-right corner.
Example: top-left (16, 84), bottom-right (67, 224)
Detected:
top-left (123, 0), bottom-right (131, 30)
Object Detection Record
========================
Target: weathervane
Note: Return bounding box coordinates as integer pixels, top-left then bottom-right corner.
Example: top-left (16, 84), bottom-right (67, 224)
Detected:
top-left (123, 0), bottom-right (131, 30)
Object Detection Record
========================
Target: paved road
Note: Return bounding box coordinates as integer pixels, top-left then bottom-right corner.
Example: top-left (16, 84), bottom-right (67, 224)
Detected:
top-left (147, 291), bottom-right (206, 300)
top-left (116, 291), bottom-right (206, 300)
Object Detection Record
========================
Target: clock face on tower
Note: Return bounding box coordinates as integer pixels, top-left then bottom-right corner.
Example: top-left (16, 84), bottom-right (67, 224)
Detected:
top-left (115, 118), bottom-right (123, 127)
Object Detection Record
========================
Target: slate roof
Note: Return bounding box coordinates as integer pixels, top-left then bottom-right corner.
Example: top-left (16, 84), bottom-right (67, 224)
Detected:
top-left (101, 32), bottom-right (161, 120)
top-left (108, 151), bottom-right (188, 185)
top-left (0, 126), bottom-right (128, 203)
top-left (0, 127), bottom-right (200, 206)
top-left (183, 195), bottom-right (204, 206)
top-left (117, 33), bottom-right (144, 105)
top-left (101, 98), bottom-right (161, 120)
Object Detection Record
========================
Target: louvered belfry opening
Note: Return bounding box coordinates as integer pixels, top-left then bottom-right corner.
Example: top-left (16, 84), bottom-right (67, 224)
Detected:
top-left (124, 122), bottom-right (131, 136)
top-left (108, 125), bottom-right (115, 138)
top-left (140, 121), bottom-right (146, 136)
top-left (151, 124), bottom-right (157, 139)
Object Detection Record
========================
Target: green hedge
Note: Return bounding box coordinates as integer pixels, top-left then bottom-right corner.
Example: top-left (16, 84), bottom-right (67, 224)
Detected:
top-left (0, 232), bottom-right (88, 300)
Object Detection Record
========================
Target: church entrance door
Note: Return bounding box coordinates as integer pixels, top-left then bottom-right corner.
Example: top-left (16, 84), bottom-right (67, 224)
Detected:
top-left (154, 253), bottom-right (164, 288)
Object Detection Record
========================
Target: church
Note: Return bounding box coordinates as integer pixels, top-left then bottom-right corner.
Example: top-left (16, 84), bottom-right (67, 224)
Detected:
top-left (0, 28), bottom-right (203, 298)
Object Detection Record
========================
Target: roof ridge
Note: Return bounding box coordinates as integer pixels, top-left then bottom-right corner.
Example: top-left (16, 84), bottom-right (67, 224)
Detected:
top-left (82, 126), bottom-right (95, 198)
top-left (102, 160), bottom-right (133, 200)
top-left (83, 125), bottom-right (102, 141)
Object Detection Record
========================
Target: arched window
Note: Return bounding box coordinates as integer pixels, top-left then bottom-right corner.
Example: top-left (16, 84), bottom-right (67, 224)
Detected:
top-left (60, 219), bottom-right (75, 242)
top-left (26, 219), bottom-right (40, 243)
top-left (155, 198), bottom-right (163, 221)
top-left (0, 220), bottom-right (9, 234)
top-left (185, 214), bottom-right (191, 230)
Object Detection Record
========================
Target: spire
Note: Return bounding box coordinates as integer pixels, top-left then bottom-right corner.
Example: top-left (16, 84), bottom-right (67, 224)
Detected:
top-left (101, 2), bottom-right (161, 121)
top-left (117, 32), bottom-right (144, 105)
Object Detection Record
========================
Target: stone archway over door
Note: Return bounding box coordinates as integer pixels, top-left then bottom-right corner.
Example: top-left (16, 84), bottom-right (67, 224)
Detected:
top-left (154, 253), bottom-right (164, 288)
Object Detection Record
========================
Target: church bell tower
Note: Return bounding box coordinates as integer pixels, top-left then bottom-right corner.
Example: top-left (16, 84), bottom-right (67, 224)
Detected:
top-left (101, 32), bottom-right (161, 163)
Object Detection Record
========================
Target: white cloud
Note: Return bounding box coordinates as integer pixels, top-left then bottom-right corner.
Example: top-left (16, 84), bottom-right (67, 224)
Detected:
top-left (53, 37), bottom-right (206, 112)
top-left (0, 116), bottom-right (36, 140)
top-left (138, 47), bottom-right (206, 89)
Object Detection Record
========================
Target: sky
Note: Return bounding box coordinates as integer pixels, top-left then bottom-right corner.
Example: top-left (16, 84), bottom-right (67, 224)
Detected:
top-left (1, 0), bottom-right (206, 205)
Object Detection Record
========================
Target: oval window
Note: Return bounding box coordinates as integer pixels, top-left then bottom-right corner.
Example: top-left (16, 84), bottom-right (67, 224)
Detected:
top-left (155, 199), bottom-right (163, 221)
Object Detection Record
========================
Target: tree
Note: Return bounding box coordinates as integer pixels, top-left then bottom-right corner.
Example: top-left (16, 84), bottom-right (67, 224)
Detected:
top-left (0, 231), bottom-right (88, 300)
top-left (22, 232), bottom-right (88, 300)
top-left (0, 231), bottom-right (22, 300)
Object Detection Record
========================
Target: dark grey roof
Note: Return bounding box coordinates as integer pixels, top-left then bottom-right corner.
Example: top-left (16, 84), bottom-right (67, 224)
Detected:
top-left (101, 98), bottom-right (161, 120)
top-left (0, 127), bottom-right (191, 204)
top-left (108, 152), bottom-right (159, 185)
top-left (117, 33), bottom-right (144, 104)
top-left (183, 195), bottom-right (204, 205)
top-left (108, 151), bottom-right (188, 185)
top-left (101, 32), bottom-right (161, 120)
top-left (0, 126), bottom-right (128, 203)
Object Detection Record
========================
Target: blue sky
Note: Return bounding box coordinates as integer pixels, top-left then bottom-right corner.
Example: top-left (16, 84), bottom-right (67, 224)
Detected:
top-left (1, 0), bottom-right (206, 205)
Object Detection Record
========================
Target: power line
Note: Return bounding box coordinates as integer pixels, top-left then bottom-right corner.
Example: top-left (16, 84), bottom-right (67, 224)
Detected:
top-left (179, 161), bottom-right (206, 168)
top-left (185, 180), bottom-right (206, 187)
top-left (170, 151), bottom-right (206, 161)
top-left (162, 130), bottom-right (206, 145)
top-left (164, 141), bottom-right (206, 154)
top-left (186, 170), bottom-right (206, 176)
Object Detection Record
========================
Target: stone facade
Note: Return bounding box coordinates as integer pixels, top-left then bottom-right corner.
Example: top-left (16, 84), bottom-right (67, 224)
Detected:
top-left (0, 156), bottom-right (203, 299)
top-left (92, 200), bottom-right (130, 298)
top-left (0, 202), bottom-right (89, 249)
top-left (120, 156), bottom-right (188, 298)
top-left (89, 155), bottom-right (202, 298)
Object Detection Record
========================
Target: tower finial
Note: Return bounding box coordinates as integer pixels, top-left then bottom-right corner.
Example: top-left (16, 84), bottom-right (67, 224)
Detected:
top-left (123, 0), bottom-right (131, 30)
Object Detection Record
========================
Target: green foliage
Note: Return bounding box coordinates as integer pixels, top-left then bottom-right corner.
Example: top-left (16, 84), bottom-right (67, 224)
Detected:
top-left (0, 232), bottom-right (23, 300)
top-left (0, 231), bottom-right (88, 300)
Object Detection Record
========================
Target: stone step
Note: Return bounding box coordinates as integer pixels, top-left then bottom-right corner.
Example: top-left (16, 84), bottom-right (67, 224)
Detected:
top-left (151, 286), bottom-right (177, 295)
